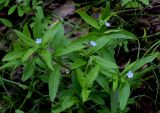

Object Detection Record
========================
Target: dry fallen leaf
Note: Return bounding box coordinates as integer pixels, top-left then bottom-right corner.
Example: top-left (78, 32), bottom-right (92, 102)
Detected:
top-left (53, 0), bottom-right (75, 19)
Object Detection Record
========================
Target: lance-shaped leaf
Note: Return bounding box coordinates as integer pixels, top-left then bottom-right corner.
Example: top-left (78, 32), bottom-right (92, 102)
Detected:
top-left (22, 59), bottom-right (35, 81)
top-left (86, 64), bottom-right (100, 88)
top-left (49, 65), bottom-right (60, 102)
top-left (76, 10), bottom-right (100, 30)
top-left (76, 68), bottom-right (86, 88)
top-left (0, 60), bottom-right (20, 70)
top-left (111, 89), bottom-right (119, 113)
top-left (0, 18), bottom-right (12, 27)
top-left (96, 74), bottom-right (110, 93)
top-left (23, 23), bottom-right (31, 38)
top-left (71, 58), bottom-right (87, 69)
top-left (121, 52), bottom-right (159, 75)
top-left (14, 30), bottom-right (35, 46)
top-left (139, 0), bottom-right (149, 5)
top-left (55, 42), bottom-right (86, 56)
top-left (8, 5), bottom-right (17, 15)
top-left (81, 89), bottom-right (91, 102)
top-left (21, 46), bottom-right (38, 62)
top-left (119, 83), bottom-right (130, 110)
top-left (104, 29), bottom-right (137, 40)
top-left (52, 96), bottom-right (78, 113)
top-left (40, 50), bottom-right (53, 71)
top-left (15, 110), bottom-right (24, 113)
top-left (87, 35), bottom-right (112, 54)
top-left (42, 22), bottom-right (61, 46)
top-left (2, 49), bottom-right (27, 61)
top-left (92, 56), bottom-right (118, 69)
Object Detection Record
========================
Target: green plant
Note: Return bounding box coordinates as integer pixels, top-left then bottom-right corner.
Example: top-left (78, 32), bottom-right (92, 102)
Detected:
top-left (0, 1), bottom-right (159, 113)
top-left (7, 0), bottom-right (43, 17)
top-left (0, 18), bottom-right (12, 27)
top-left (0, 0), bottom-right (43, 28)
top-left (121, 0), bottom-right (150, 8)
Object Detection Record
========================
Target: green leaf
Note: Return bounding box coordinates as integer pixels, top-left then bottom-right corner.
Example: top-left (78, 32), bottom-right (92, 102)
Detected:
top-left (8, 5), bottom-right (17, 15)
top-left (121, 52), bottom-right (159, 75)
top-left (74, 32), bottom-right (100, 43)
top-left (18, 6), bottom-right (24, 16)
top-left (35, 57), bottom-right (46, 68)
top-left (71, 58), bottom-right (87, 69)
top-left (52, 96), bottom-right (77, 113)
top-left (98, 107), bottom-right (111, 113)
top-left (100, 69), bottom-right (116, 78)
top-left (14, 30), bottom-right (35, 46)
top-left (86, 64), bottom-right (100, 88)
top-left (72, 72), bottom-right (82, 95)
top-left (26, 90), bottom-right (32, 99)
top-left (99, 2), bottom-right (110, 20)
top-left (0, 60), bottom-right (20, 69)
top-left (98, 48), bottom-right (116, 64)
top-left (87, 35), bottom-right (112, 54)
top-left (2, 49), bottom-right (27, 61)
top-left (55, 42), bottom-right (86, 56)
top-left (35, 6), bottom-right (44, 19)
top-left (92, 56), bottom-right (118, 69)
top-left (39, 74), bottom-right (49, 83)
top-left (40, 50), bottom-right (53, 71)
top-left (112, 76), bottom-right (118, 91)
top-left (0, 18), bottom-right (12, 27)
top-left (76, 68), bottom-right (86, 88)
top-left (0, 0), bottom-right (5, 4)
top-left (23, 23), bottom-right (31, 38)
top-left (96, 74), bottom-right (110, 93)
top-left (81, 89), bottom-right (91, 102)
top-left (16, 0), bottom-right (22, 3)
top-left (4, 0), bottom-right (10, 6)
top-left (125, 1), bottom-right (141, 8)
top-left (33, 14), bottom-right (44, 39)
top-left (76, 10), bottom-right (100, 30)
top-left (52, 24), bottom-right (66, 49)
top-left (105, 29), bottom-right (137, 40)
top-left (22, 59), bottom-right (35, 81)
top-left (119, 83), bottom-right (130, 110)
top-left (15, 110), bottom-right (24, 113)
top-left (42, 22), bottom-right (61, 46)
top-left (21, 47), bottom-right (38, 62)
top-left (121, 0), bottom-right (131, 7)
top-left (18, 84), bottom-right (29, 90)
top-left (90, 94), bottom-right (105, 105)
top-left (139, 0), bottom-right (149, 5)
top-left (111, 89), bottom-right (119, 113)
top-left (23, 0), bottom-right (30, 5)
top-left (78, 108), bottom-right (85, 113)
top-left (49, 65), bottom-right (60, 102)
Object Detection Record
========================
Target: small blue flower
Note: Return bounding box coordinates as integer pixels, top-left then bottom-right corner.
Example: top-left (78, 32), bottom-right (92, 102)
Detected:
top-left (90, 41), bottom-right (97, 46)
top-left (105, 22), bottom-right (111, 27)
top-left (126, 71), bottom-right (134, 78)
top-left (35, 38), bottom-right (42, 44)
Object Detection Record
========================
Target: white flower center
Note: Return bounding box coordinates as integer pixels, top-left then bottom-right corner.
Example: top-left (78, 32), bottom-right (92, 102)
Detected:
top-left (35, 38), bottom-right (42, 44)
top-left (126, 71), bottom-right (134, 78)
top-left (105, 22), bottom-right (111, 27)
top-left (90, 41), bottom-right (97, 46)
